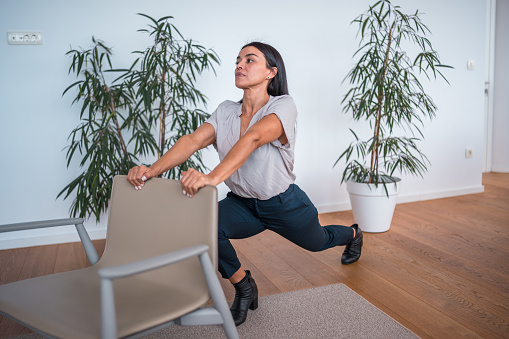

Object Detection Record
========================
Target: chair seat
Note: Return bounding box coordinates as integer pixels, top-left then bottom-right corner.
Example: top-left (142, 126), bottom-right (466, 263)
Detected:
top-left (0, 261), bottom-right (210, 339)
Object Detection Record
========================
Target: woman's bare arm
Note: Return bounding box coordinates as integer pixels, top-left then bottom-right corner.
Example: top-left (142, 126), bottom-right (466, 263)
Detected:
top-left (127, 123), bottom-right (216, 189)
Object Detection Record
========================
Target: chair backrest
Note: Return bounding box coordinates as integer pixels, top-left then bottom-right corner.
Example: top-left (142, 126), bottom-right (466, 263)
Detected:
top-left (97, 176), bottom-right (220, 335)
top-left (0, 175), bottom-right (222, 338)
top-left (98, 175), bottom-right (218, 269)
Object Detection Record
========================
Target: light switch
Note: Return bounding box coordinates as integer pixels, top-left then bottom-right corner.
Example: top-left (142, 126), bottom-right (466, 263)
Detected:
top-left (467, 60), bottom-right (475, 71)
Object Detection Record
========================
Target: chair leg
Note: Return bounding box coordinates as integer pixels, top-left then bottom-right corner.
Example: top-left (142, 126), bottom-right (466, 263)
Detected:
top-left (199, 253), bottom-right (240, 339)
top-left (101, 278), bottom-right (118, 339)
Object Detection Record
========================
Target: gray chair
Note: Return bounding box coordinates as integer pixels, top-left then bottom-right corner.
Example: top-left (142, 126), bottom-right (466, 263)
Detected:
top-left (0, 175), bottom-right (238, 339)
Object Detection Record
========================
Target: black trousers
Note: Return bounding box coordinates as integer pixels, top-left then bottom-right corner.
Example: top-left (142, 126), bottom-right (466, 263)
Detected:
top-left (217, 184), bottom-right (354, 279)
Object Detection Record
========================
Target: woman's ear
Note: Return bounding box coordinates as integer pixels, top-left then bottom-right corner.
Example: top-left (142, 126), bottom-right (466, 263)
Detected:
top-left (269, 67), bottom-right (278, 80)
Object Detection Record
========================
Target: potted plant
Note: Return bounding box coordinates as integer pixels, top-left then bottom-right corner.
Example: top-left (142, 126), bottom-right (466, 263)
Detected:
top-left (58, 14), bottom-right (219, 221)
top-left (335, 0), bottom-right (451, 232)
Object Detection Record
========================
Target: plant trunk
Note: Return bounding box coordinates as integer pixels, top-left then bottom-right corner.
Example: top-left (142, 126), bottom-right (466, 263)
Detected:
top-left (159, 98), bottom-right (166, 158)
top-left (370, 24), bottom-right (393, 183)
top-left (95, 47), bottom-right (129, 160)
top-left (158, 46), bottom-right (167, 160)
top-left (105, 85), bottom-right (129, 158)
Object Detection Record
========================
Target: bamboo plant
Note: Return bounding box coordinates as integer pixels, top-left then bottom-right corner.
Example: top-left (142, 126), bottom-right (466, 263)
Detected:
top-left (335, 0), bottom-right (452, 187)
top-left (58, 14), bottom-right (219, 221)
top-left (124, 14), bottom-right (220, 179)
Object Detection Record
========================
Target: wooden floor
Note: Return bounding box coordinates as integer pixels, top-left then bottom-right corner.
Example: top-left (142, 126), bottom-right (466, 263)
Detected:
top-left (0, 173), bottom-right (508, 338)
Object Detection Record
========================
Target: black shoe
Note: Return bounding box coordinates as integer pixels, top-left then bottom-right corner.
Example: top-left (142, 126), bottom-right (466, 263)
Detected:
top-left (341, 224), bottom-right (363, 265)
top-left (230, 270), bottom-right (258, 326)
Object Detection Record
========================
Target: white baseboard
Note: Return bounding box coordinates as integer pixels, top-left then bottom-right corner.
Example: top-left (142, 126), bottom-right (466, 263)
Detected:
top-left (0, 228), bottom-right (107, 250)
top-left (317, 201), bottom-right (352, 214)
top-left (1, 185), bottom-right (485, 250)
top-left (316, 185), bottom-right (485, 214)
top-left (491, 166), bottom-right (509, 173)
top-left (396, 185), bottom-right (484, 204)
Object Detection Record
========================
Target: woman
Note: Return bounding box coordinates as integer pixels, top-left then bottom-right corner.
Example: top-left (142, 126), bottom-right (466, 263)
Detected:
top-left (127, 42), bottom-right (363, 326)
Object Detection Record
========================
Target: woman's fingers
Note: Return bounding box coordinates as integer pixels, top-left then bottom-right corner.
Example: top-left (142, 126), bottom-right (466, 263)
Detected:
top-left (127, 166), bottom-right (210, 196)
top-left (127, 165), bottom-right (152, 190)
top-left (181, 169), bottom-right (209, 198)
top-left (181, 169), bottom-right (196, 197)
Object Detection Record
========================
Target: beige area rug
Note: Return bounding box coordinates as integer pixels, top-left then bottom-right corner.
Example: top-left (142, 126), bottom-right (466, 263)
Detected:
top-left (13, 284), bottom-right (419, 339)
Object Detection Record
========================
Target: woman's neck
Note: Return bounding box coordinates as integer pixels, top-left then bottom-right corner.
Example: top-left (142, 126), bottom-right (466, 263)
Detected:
top-left (241, 89), bottom-right (270, 117)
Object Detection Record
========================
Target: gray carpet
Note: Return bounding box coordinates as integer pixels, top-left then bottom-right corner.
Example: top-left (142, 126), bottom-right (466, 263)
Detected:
top-left (13, 284), bottom-right (419, 339)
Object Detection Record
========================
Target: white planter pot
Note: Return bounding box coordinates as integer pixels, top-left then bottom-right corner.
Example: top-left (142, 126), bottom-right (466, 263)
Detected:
top-left (346, 178), bottom-right (401, 233)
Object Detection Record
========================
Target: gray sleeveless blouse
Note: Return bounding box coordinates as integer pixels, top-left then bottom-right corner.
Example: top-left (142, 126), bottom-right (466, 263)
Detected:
top-left (205, 95), bottom-right (297, 200)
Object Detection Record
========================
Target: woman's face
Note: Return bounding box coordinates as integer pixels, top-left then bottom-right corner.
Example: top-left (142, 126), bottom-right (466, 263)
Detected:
top-left (235, 46), bottom-right (276, 91)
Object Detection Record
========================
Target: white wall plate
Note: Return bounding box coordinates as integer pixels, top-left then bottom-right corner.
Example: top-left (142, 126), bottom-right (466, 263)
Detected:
top-left (7, 32), bottom-right (43, 45)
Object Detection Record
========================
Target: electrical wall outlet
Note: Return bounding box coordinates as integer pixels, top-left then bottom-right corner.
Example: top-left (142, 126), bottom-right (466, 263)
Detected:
top-left (465, 148), bottom-right (473, 158)
top-left (7, 32), bottom-right (43, 45)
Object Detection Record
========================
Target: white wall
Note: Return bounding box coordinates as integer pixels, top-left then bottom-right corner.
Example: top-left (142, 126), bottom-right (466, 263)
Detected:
top-left (0, 0), bottom-right (487, 249)
top-left (492, 0), bottom-right (509, 172)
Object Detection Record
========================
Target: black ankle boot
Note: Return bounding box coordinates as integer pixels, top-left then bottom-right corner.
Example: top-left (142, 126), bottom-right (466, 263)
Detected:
top-left (230, 270), bottom-right (258, 326)
top-left (341, 224), bottom-right (363, 265)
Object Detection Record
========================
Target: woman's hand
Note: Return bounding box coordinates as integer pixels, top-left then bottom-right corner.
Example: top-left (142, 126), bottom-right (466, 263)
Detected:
top-left (127, 165), bottom-right (157, 190)
top-left (126, 124), bottom-right (216, 191)
top-left (181, 168), bottom-right (216, 198)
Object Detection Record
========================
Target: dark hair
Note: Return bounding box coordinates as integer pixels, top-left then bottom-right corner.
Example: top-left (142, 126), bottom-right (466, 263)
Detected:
top-left (241, 42), bottom-right (289, 96)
